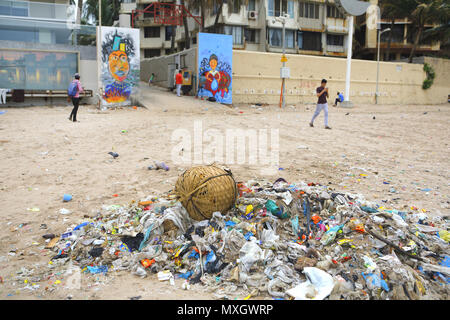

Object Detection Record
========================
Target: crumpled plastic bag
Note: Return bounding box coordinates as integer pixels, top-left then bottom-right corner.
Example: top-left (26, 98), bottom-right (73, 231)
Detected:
top-left (260, 229), bottom-right (280, 249)
top-left (286, 267), bottom-right (335, 300)
top-left (239, 239), bottom-right (263, 273)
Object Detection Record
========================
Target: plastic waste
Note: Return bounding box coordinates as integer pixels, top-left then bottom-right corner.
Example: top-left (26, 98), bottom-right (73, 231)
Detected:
top-left (286, 267), bottom-right (335, 300)
top-left (320, 225), bottom-right (343, 246)
top-left (239, 239), bottom-right (263, 273)
top-left (361, 272), bottom-right (389, 291)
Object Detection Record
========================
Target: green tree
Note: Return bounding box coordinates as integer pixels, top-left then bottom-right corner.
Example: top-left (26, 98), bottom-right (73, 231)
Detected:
top-left (379, 0), bottom-right (416, 61)
top-left (408, 0), bottom-right (446, 63)
top-left (83, 0), bottom-right (121, 26)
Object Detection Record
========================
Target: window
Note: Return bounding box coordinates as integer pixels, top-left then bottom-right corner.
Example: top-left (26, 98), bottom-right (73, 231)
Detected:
top-left (165, 26), bottom-right (173, 41)
top-left (248, 0), bottom-right (256, 11)
top-left (232, 0), bottom-right (241, 14)
top-left (327, 5), bottom-right (345, 19)
top-left (269, 28), bottom-right (281, 46)
top-left (224, 26), bottom-right (244, 45)
top-left (144, 27), bottom-right (160, 38)
top-left (298, 31), bottom-right (321, 51)
top-left (327, 34), bottom-right (344, 46)
top-left (380, 24), bottom-right (404, 43)
top-left (268, 0), bottom-right (293, 17)
top-left (299, 2), bottom-right (319, 19)
top-left (287, 0), bottom-right (294, 18)
top-left (144, 49), bottom-right (160, 58)
top-left (286, 30), bottom-right (295, 48)
top-left (245, 28), bottom-right (260, 43)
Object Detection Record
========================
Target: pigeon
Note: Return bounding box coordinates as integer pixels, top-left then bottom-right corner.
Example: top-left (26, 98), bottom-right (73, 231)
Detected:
top-left (345, 112), bottom-right (350, 116)
top-left (108, 152), bottom-right (119, 158)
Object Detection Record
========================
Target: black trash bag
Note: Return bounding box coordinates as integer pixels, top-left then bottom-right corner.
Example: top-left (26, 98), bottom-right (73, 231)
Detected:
top-left (89, 247), bottom-right (104, 258)
top-left (121, 233), bottom-right (144, 252)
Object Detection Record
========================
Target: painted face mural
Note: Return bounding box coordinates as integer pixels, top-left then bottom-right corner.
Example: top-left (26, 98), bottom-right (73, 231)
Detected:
top-left (108, 50), bottom-right (129, 82)
top-left (198, 33), bottom-right (232, 104)
top-left (100, 27), bottom-right (140, 106)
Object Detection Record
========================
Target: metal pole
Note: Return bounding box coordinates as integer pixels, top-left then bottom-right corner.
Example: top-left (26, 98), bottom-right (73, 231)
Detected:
top-left (282, 18), bottom-right (286, 109)
top-left (98, 0), bottom-right (102, 106)
top-left (376, 28), bottom-right (380, 104)
top-left (344, 15), bottom-right (353, 103)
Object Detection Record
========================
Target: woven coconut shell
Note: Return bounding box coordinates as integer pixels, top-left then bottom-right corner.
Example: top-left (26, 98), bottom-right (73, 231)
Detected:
top-left (175, 165), bottom-right (237, 221)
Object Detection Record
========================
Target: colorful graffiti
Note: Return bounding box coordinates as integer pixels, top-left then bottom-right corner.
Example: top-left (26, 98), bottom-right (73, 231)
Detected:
top-left (100, 26), bottom-right (140, 106)
top-left (198, 33), bottom-right (232, 104)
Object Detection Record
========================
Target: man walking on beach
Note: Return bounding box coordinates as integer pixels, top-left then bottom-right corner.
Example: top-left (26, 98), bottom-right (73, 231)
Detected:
top-left (175, 70), bottom-right (183, 97)
top-left (310, 79), bottom-right (331, 129)
top-left (68, 73), bottom-right (84, 122)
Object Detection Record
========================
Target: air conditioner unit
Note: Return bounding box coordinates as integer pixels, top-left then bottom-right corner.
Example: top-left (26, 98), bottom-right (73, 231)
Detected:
top-left (248, 11), bottom-right (257, 19)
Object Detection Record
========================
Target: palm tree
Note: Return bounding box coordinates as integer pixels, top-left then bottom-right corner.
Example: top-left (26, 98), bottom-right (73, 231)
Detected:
top-left (379, 0), bottom-right (415, 61)
top-left (408, 0), bottom-right (446, 63)
top-left (421, 1), bottom-right (450, 54)
top-left (181, 0), bottom-right (190, 49)
top-left (83, 0), bottom-right (118, 26)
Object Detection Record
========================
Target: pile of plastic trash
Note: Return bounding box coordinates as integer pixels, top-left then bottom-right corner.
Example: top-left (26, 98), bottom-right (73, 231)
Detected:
top-left (40, 177), bottom-right (449, 300)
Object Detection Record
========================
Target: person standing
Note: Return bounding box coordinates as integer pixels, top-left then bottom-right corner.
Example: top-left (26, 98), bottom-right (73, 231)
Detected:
top-left (68, 73), bottom-right (84, 122)
top-left (175, 70), bottom-right (183, 97)
top-left (310, 79), bottom-right (331, 129)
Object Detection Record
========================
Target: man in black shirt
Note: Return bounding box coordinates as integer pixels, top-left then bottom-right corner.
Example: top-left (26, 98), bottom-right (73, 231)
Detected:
top-left (309, 79), bottom-right (332, 129)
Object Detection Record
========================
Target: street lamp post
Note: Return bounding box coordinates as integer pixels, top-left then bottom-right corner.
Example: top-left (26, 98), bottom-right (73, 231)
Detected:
top-left (376, 27), bottom-right (391, 104)
top-left (274, 13), bottom-right (289, 108)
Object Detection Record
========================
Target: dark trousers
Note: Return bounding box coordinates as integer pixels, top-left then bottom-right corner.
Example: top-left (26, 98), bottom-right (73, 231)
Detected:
top-left (70, 97), bottom-right (80, 121)
top-left (335, 98), bottom-right (341, 105)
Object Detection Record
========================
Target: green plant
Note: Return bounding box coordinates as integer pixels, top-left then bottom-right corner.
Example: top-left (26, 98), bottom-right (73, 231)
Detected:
top-left (422, 62), bottom-right (436, 89)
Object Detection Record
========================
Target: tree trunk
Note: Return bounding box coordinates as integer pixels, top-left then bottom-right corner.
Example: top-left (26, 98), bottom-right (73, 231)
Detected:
top-left (200, 0), bottom-right (205, 32)
top-left (214, 0), bottom-right (224, 32)
top-left (76, 0), bottom-right (83, 25)
top-left (408, 26), bottom-right (423, 63)
top-left (181, 0), bottom-right (190, 49)
top-left (385, 20), bottom-right (394, 61)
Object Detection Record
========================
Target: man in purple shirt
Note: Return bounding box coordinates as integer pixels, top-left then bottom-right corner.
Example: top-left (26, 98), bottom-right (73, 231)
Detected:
top-left (69, 73), bottom-right (84, 122)
top-left (310, 79), bottom-right (331, 129)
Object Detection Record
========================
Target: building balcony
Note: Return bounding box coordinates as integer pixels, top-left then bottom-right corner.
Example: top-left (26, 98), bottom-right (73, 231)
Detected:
top-left (0, 0), bottom-right (73, 22)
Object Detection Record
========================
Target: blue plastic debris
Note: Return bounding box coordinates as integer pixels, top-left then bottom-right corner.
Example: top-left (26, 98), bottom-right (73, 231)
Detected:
top-left (87, 265), bottom-right (108, 274)
top-left (244, 232), bottom-right (254, 241)
top-left (188, 250), bottom-right (199, 259)
top-left (361, 272), bottom-right (389, 292)
top-left (225, 220), bottom-right (237, 228)
top-left (178, 270), bottom-right (194, 279)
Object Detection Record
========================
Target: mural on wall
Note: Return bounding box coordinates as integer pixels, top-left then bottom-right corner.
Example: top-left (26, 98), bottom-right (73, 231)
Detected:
top-left (198, 33), bottom-right (232, 104)
top-left (0, 50), bottom-right (77, 90)
top-left (100, 26), bottom-right (140, 106)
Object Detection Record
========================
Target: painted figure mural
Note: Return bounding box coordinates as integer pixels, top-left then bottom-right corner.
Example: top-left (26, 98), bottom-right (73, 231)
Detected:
top-left (100, 27), bottom-right (140, 106)
top-left (198, 33), bottom-right (232, 104)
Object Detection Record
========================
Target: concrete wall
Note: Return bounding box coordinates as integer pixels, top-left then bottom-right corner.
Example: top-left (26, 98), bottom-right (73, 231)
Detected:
top-left (232, 50), bottom-right (449, 105)
top-left (141, 47), bottom-right (197, 88)
top-left (140, 47), bottom-right (449, 105)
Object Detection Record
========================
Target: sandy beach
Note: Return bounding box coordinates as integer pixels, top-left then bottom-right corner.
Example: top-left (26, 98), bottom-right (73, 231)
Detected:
top-left (0, 85), bottom-right (448, 299)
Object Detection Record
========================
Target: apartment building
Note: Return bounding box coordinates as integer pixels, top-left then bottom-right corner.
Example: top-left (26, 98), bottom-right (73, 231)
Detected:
top-left (356, 0), bottom-right (441, 61)
top-left (203, 0), bottom-right (350, 57)
top-left (121, 0), bottom-right (351, 58)
top-left (120, 0), bottom-right (180, 59)
top-left (0, 0), bottom-right (97, 97)
top-left (0, 0), bottom-right (77, 44)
